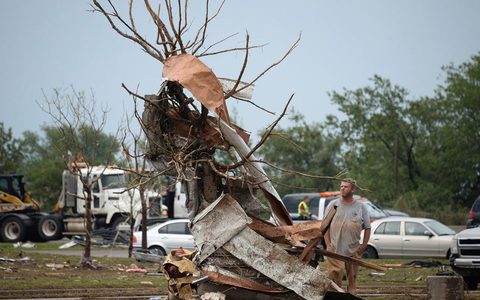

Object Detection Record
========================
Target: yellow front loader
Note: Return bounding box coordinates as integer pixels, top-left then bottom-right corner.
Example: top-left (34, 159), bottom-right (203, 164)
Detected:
top-left (0, 175), bottom-right (63, 242)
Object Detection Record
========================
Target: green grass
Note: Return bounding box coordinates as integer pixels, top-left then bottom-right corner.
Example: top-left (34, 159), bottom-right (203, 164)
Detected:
top-left (0, 246), bottom-right (167, 291)
top-left (0, 240), bottom-right (85, 251)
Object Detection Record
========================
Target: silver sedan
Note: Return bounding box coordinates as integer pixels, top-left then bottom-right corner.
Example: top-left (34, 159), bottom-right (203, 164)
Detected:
top-left (362, 217), bottom-right (456, 259)
top-left (132, 219), bottom-right (194, 256)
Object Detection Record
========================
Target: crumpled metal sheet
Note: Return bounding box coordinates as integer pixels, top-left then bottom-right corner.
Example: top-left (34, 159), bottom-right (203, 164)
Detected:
top-left (162, 54), bottom-right (231, 124)
top-left (163, 54), bottom-right (224, 112)
top-left (223, 226), bottom-right (332, 300)
top-left (162, 249), bottom-right (200, 300)
top-left (218, 78), bottom-right (255, 101)
top-left (191, 194), bottom-right (252, 264)
top-left (190, 192), bottom-right (332, 299)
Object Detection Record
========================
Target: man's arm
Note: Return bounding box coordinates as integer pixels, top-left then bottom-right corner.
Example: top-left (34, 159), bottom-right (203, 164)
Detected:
top-left (358, 228), bottom-right (371, 254)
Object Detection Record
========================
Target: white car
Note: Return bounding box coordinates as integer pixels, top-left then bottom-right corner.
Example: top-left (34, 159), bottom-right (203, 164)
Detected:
top-left (132, 219), bottom-right (194, 256)
top-left (363, 217), bottom-right (455, 259)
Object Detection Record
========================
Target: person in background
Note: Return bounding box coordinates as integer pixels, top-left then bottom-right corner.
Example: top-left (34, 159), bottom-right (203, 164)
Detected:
top-left (298, 196), bottom-right (312, 220)
top-left (324, 179), bottom-right (371, 294)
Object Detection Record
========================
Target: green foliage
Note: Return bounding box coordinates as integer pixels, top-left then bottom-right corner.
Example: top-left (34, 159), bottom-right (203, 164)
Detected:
top-left (20, 125), bottom-right (120, 210)
top-left (328, 76), bottom-right (420, 206)
top-left (257, 111), bottom-right (341, 197)
top-left (327, 54), bottom-right (480, 223)
top-left (0, 123), bottom-right (24, 174)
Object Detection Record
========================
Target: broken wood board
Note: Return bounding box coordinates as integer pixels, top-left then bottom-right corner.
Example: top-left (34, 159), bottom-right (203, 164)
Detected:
top-left (248, 218), bottom-right (323, 242)
top-left (314, 249), bottom-right (387, 272)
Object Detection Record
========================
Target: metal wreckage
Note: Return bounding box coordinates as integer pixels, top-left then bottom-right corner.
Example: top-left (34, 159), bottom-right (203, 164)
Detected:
top-left (141, 56), bottom-right (385, 300)
top-left (92, 1), bottom-right (386, 299)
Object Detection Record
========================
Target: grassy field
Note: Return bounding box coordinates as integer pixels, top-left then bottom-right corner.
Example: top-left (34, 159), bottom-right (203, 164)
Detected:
top-left (0, 242), bottom-right (167, 292)
top-left (0, 241), bottom-right (470, 299)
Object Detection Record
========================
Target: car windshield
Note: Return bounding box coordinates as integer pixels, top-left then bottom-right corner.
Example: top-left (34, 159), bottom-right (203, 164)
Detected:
top-left (425, 220), bottom-right (456, 236)
top-left (101, 174), bottom-right (127, 189)
top-left (363, 201), bottom-right (388, 219)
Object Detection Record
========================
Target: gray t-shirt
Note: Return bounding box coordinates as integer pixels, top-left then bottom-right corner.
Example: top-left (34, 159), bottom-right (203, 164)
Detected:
top-left (325, 199), bottom-right (371, 256)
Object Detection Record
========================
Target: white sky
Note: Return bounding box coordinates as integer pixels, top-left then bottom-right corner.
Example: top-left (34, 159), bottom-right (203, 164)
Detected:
top-left (1, 1), bottom-right (480, 140)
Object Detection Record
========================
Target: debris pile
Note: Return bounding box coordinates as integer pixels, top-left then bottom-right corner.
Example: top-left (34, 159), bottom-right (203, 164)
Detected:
top-left (141, 55), bottom-right (348, 299)
top-left (91, 1), bottom-right (385, 299)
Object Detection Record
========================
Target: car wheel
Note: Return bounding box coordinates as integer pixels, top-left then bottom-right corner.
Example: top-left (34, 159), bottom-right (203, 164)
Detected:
top-left (464, 276), bottom-right (478, 290)
top-left (362, 245), bottom-right (378, 259)
top-left (149, 246), bottom-right (167, 257)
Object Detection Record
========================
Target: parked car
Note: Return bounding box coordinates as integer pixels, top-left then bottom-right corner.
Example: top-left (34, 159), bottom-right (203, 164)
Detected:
top-left (450, 226), bottom-right (480, 290)
top-left (362, 217), bottom-right (455, 259)
top-left (132, 219), bottom-right (194, 256)
top-left (466, 196), bottom-right (480, 228)
top-left (281, 192), bottom-right (388, 223)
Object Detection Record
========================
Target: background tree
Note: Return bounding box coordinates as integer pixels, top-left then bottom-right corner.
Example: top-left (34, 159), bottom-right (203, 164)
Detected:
top-left (257, 112), bottom-right (342, 197)
top-left (121, 99), bottom-right (153, 257)
top-left (327, 55), bottom-right (480, 223)
top-left (40, 87), bottom-right (119, 267)
top-left (328, 76), bottom-right (420, 205)
top-left (0, 123), bottom-right (25, 174)
top-left (19, 124), bottom-right (120, 211)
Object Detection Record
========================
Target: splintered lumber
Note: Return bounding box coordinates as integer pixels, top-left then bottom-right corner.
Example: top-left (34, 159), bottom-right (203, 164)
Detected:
top-left (315, 249), bottom-right (387, 272)
top-left (248, 218), bottom-right (323, 242)
top-left (299, 237), bottom-right (322, 262)
top-left (319, 205), bottom-right (337, 234)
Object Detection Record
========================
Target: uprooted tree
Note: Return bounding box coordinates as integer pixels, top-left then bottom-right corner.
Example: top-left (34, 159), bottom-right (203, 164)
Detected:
top-left (92, 1), bottom-right (360, 299)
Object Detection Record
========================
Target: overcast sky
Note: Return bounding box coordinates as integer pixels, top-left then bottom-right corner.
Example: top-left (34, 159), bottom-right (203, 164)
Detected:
top-left (1, 1), bottom-right (480, 140)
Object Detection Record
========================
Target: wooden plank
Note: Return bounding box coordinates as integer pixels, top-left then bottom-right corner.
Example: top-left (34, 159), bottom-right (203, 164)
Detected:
top-left (315, 249), bottom-right (387, 272)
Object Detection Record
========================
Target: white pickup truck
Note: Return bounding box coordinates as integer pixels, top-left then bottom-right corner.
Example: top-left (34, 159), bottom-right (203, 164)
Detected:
top-left (450, 226), bottom-right (480, 290)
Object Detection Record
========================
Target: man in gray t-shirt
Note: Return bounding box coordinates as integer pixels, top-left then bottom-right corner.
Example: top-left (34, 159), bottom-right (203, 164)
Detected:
top-left (324, 180), bottom-right (371, 294)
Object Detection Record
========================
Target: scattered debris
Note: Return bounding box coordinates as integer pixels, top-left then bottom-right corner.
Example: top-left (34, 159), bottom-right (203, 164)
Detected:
top-left (59, 240), bottom-right (78, 249)
top-left (46, 263), bottom-right (67, 269)
top-left (369, 272), bottom-right (385, 277)
top-left (133, 249), bottom-right (164, 263)
top-left (403, 261), bottom-right (443, 268)
top-left (126, 268), bottom-right (148, 273)
top-left (13, 241), bottom-right (36, 249)
top-left (415, 276), bottom-right (423, 281)
top-left (71, 228), bottom-right (130, 247)
top-left (0, 256), bottom-right (32, 263)
top-left (200, 292), bottom-right (226, 300)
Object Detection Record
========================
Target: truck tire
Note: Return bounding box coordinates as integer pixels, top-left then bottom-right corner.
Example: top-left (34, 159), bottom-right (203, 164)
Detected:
top-left (0, 216), bottom-right (27, 243)
top-left (37, 215), bottom-right (63, 241)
